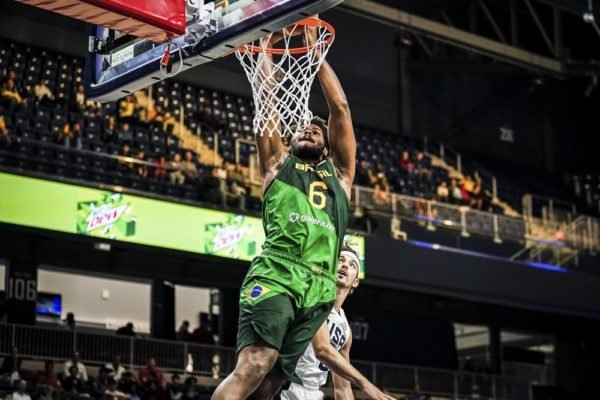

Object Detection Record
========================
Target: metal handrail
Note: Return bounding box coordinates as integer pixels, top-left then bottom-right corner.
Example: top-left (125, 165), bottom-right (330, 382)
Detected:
top-left (0, 323), bottom-right (533, 400)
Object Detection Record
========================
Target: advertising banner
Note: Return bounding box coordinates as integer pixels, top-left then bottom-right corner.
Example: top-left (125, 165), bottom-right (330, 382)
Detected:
top-left (0, 173), bottom-right (365, 276)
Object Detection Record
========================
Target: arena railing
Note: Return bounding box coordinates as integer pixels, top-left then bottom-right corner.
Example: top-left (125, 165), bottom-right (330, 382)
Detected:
top-left (0, 323), bottom-right (533, 400)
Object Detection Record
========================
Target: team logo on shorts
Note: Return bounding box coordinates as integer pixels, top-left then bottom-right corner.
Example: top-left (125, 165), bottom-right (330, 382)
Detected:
top-left (247, 283), bottom-right (270, 300)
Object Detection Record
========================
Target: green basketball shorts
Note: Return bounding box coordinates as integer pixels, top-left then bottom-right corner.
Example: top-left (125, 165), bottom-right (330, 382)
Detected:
top-left (236, 249), bottom-right (337, 384)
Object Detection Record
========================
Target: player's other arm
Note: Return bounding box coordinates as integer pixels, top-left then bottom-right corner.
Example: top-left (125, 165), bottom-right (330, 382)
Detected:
top-left (312, 323), bottom-right (395, 400)
top-left (254, 35), bottom-right (288, 188)
top-left (318, 60), bottom-right (356, 198)
top-left (331, 334), bottom-right (354, 400)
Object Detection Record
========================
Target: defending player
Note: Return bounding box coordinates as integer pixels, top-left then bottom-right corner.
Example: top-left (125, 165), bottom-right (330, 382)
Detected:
top-left (276, 244), bottom-right (393, 400)
top-left (212, 25), bottom-right (391, 400)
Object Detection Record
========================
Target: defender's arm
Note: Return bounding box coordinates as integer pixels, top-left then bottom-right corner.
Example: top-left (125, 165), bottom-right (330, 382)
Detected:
top-left (312, 323), bottom-right (396, 400)
top-left (318, 60), bottom-right (356, 198)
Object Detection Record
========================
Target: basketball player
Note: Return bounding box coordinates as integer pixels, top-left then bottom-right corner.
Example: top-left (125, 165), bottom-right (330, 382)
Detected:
top-left (276, 244), bottom-right (392, 400)
top-left (212, 25), bottom-right (392, 400)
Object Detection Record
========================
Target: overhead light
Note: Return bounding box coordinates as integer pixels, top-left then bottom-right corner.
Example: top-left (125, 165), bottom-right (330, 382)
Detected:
top-left (584, 0), bottom-right (595, 23)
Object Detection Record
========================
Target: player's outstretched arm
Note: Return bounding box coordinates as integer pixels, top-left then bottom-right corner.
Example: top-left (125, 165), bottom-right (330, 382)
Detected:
top-left (312, 323), bottom-right (396, 400)
top-left (331, 335), bottom-right (354, 400)
top-left (255, 34), bottom-right (288, 189)
top-left (318, 59), bottom-right (356, 199)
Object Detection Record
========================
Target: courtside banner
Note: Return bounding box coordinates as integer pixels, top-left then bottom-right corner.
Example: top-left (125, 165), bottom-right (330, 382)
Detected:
top-left (0, 172), bottom-right (365, 276)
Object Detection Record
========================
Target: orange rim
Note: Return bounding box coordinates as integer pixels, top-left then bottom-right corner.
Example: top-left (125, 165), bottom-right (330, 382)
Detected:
top-left (236, 16), bottom-right (335, 55)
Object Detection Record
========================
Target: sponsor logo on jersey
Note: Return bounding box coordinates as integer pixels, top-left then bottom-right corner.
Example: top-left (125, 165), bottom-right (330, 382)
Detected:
top-left (246, 283), bottom-right (270, 300)
top-left (288, 212), bottom-right (335, 232)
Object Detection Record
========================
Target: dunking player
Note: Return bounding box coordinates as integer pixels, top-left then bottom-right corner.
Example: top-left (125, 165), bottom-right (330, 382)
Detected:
top-left (277, 243), bottom-right (391, 400)
top-left (212, 25), bottom-right (393, 400)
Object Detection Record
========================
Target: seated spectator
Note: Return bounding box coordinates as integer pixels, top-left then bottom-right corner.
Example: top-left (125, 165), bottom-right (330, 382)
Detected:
top-left (356, 159), bottom-right (375, 186)
top-left (414, 151), bottom-right (431, 180)
top-left (169, 153), bottom-right (186, 185)
top-left (373, 173), bottom-right (390, 205)
top-left (116, 322), bottom-right (136, 336)
top-left (1, 79), bottom-right (25, 111)
top-left (180, 151), bottom-right (199, 183)
top-left (135, 150), bottom-right (148, 178)
top-left (105, 355), bottom-right (126, 381)
top-left (138, 358), bottom-right (164, 388)
top-left (153, 155), bottom-right (169, 181)
top-left (117, 143), bottom-right (134, 174)
top-left (176, 320), bottom-right (191, 342)
top-left (73, 84), bottom-right (99, 112)
top-left (397, 150), bottom-right (415, 174)
top-left (163, 112), bottom-right (176, 133)
top-left (2, 70), bottom-right (21, 90)
top-left (104, 116), bottom-right (118, 143)
top-left (37, 360), bottom-right (61, 390)
top-left (230, 162), bottom-right (250, 194)
top-left (57, 122), bottom-right (82, 149)
top-left (459, 175), bottom-right (474, 205)
top-left (104, 378), bottom-right (131, 400)
top-left (148, 105), bottom-right (165, 128)
top-left (62, 366), bottom-right (83, 397)
top-left (406, 383), bottom-right (429, 400)
top-left (12, 380), bottom-right (31, 400)
top-left (117, 122), bottom-right (134, 143)
top-left (117, 371), bottom-right (139, 400)
top-left (34, 79), bottom-right (55, 106)
top-left (118, 95), bottom-right (136, 123)
top-left (166, 375), bottom-right (182, 400)
top-left (0, 115), bottom-right (11, 148)
top-left (1, 346), bottom-right (21, 382)
top-left (181, 378), bottom-right (198, 400)
top-left (470, 175), bottom-right (484, 209)
top-left (64, 311), bottom-right (76, 330)
top-left (93, 367), bottom-right (111, 398)
top-left (226, 179), bottom-right (247, 211)
top-left (63, 351), bottom-right (88, 381)
top-left (450, 179), bottom-right (464, 204)
top-left (436, 181), bottom-right (449, 202)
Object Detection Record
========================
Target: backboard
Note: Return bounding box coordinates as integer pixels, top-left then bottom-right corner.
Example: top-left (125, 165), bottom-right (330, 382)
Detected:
top-left (85, 0), bottom-right (344, 103)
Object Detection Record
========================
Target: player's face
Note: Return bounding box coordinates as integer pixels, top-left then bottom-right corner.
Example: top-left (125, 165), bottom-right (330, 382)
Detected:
top-left (336, 254), bottom-right (359, 290)
top-left (290, 124), bottom-right (327, 160)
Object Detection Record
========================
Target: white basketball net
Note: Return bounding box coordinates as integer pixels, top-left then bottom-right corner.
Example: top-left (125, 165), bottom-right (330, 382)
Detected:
top-left (235, 21), bottom-right (334, 137)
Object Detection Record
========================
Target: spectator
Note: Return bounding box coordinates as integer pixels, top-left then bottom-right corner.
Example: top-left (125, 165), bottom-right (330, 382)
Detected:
top-left (117, 371), bottom-right (139, 400)
top-left (64, 312), bottom-right (76, 330)
top-left (93, 367), bottom-right (111, 398)
top-left (12, 380), bottom-right (31, 400)
top-left (0, 115), bottom-right (11, 148)
top-left (166, 375), bottom-right (182, 400)
top-left (1, 79), bottom-right (25, 111)
top-left (117, 143), bottom-right (134, 174)
top-left (104, 377), bottom-right (131, 400)
top-left (397, 150), bottom-right (415, 174)
top-left (118, 95), bottom-right (136, 123)
top-left (0, 346), bottom-right (21, 382)
top-left (414, 151), bottom-right (431, 180)
top-left (105, 355), bottom-right (126, 381)
top-left (138, 358), bottom-right (164, 388)
top-left (373, 173), bottom-right (390, 205)
top-left (104, 116), bottom-right (118, 143)
top-left (226, 180), bottom-right (247, 211)
top-left (117, 122), bottom-right (134, 143)
top-left (57, 122), bottom-right (82, 149)
top-left (163, 112), bottom-right (176, 133)
top-left (116, 322), bottom-right (136, 336)
top-left (148, 105), bottom-right (165, 128)
top-left (37, 360), bottom-right (61, 390)
top-left (436, 181), bottom-right (449, 202)
top-left (181, 378), bottom-right (198, 400)
top-left (230, 162), bottom-right (250, 193)
top-left (135, 150), bottom-right (149, 178)
top-left (450, 179), bottom-right (463, 204)
top-left (406, 383), bottom-right (429, 400)
top-left (191, 314), bottom-right (215, 345)
top-left (61, 366), bottom-right (82, 397)
top-left (471, 175), bottom-right (484, 209)
top-left (73, 84), bottom-right (99, 112)
top-left (176, 320), bottom-right (191, 342)
top-left (356, 159), bottom-right (375, 186)
top-left (180, 151), bottom-right (199, 183)
top-left (2, 70), bottom-right (21, 90)
top-left (459, 175), bottom-right (474, 205)
top-left (63, 351), bottom-right (88, 381)
top-left (169, 153), bottom-right (186, 185)
top-left (34, 79), bottom-right (55, 106)
top-left (153, 155), bottom-right (169, 181)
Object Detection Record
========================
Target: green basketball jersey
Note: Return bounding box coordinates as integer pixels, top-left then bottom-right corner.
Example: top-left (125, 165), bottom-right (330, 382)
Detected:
top-left (261, 155), bottom-right (350, 276)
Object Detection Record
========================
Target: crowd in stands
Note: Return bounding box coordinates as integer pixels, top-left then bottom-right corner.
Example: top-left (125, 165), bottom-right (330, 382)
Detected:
top-left (0, 38), bottom-right (548, 220)
top-left (0, 347), bottom-right (210, 400)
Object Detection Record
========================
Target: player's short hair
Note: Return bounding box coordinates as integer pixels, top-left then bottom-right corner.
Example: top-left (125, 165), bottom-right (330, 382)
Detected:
top-left (310, 116), bottom-right (329, 149)
top-left (340, 239), bottom-right (361, 283)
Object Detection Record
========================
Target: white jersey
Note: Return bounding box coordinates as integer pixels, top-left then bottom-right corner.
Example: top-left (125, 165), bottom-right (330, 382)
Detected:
top-left (278, 308), bottom-right (351, 400)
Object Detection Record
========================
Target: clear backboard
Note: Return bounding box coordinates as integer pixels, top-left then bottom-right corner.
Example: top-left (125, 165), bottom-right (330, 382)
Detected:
top-left (85, 0), bottom-right (344, 103)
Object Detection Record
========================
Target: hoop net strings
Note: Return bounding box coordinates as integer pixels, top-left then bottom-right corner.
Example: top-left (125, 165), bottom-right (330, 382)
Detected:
top-left (235, 24), bottom-right (333, 137)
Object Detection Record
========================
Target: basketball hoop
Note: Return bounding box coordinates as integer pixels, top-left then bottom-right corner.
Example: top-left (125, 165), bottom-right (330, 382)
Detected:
top-left (235, 17), bottom-right (335, 137)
